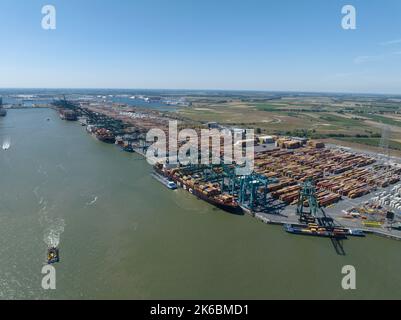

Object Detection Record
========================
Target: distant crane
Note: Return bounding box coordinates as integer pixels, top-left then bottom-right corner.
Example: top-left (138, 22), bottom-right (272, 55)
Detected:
top-left (379, 124), bottom-right (391, 165)
top-left (379, 124), bottom-right (393, 178)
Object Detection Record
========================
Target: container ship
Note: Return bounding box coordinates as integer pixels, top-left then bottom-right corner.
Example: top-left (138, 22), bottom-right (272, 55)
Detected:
top-left (122, 144), bottom-right (134, 152)
top-left (93, 128), bottom-right (115, 143)
top-left (59, 109), bottom-right (78, 121)
top-left (87, 125), bottom-right (116, 143)
top-left (115, 136), bottom-right (135, 152)
top-left (155, 164), bottom-right (243, 215)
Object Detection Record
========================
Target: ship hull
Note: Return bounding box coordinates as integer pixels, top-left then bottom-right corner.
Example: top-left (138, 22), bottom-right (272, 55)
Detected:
top-left (193, 189), bottom-right (243, 215)
top-left (283, 224), bottom-right (359, 239)
top-left (97, 138), bottom-right (115, 144)
top-left (211, 199), bottom-right (243, 215)
top-left (122, 146), bottom-right (135, 152)
top-left (92, 133), bottom-right (115, 144)
top-left (155, 166), bottom-right (243, 215)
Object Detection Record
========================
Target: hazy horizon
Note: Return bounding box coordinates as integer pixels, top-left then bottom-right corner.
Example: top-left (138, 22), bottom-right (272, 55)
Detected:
top-left (0, 87), bottom-right (400, 97)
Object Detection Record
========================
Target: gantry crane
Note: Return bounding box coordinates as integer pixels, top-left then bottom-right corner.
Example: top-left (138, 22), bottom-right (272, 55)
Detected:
top-left (297, 179), bottom-right (334, 227)
top-left (238, 173), bottom-right (276, 212)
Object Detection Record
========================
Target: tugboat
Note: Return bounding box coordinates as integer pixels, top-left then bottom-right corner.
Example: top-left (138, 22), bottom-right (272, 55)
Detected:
top-left (47, 247), bottom-right (60, 264)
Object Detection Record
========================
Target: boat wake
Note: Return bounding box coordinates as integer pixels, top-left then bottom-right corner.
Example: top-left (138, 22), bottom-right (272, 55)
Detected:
top-left (2, 137), bottom-right (11, 150)
top-left (86, 196), bottom-right (98, 206)
top-left (56, 163), bottom-right (67, 173)
top-left (37, 165), bottom-right (48, 178)
top-left (43, 219), bottom-right (65, 248)
top-left (34, 186), bottom-right (66, 248)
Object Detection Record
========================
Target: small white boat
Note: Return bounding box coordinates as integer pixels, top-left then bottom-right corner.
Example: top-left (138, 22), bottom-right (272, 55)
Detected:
top-left (151, 172), bottom-right (177, 190)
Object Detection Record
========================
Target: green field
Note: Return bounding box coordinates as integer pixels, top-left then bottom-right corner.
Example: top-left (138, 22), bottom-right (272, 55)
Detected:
top-left (336, 137), bottom-right (401, 151)
top-left (362, 114), bottom-right (401, 127)
top-left (178, 94), bottom-right (401, 152)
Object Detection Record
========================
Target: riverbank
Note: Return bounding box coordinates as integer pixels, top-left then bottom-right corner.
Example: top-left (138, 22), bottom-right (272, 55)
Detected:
top-left (1, 108), bottom-right (401, 299)
top-left (67, 103), bottom-right (401, 243)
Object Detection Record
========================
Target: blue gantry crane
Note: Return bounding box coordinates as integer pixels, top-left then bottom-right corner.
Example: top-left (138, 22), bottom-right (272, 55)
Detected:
top-left (238, 173), bottom-right (277, 211)
top-left (178, 162), bottom-right (278, 213)
top-left (297, 179), bottom-right (334, 226)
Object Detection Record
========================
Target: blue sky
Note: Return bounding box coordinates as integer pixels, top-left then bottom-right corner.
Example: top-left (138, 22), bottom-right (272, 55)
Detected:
top-left (1, 0), bottom-right (401, 93)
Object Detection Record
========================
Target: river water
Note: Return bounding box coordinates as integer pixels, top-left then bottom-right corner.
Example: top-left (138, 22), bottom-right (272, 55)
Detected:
top-left (0, 108), bottom-right (400, 299)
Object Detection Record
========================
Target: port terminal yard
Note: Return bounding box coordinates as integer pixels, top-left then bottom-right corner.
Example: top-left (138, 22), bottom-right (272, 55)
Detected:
top-left (51, 98), bottom-right (401, 242)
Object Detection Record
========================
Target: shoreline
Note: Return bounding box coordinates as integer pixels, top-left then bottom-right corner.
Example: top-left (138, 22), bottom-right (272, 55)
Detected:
top-left (66, 105), bottom-right (401, 243)
top-left (253, 212), bottom-right (401, 241)
top-left (7, 107), bottom-right (401, 243)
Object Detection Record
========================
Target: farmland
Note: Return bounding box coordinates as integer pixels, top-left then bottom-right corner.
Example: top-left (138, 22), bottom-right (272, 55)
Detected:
top-left (177, 92), bottom-right (401, 154)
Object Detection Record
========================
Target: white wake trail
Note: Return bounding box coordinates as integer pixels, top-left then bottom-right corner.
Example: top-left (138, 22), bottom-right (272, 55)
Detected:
top-left (43, 218), bottom-right (66, 248)
top-left (2, 137), bottom-right (11, 150)
top-left (34, 186), bottom-right (66, 248)
top-left (86, 196), bottom-right (98, 206)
